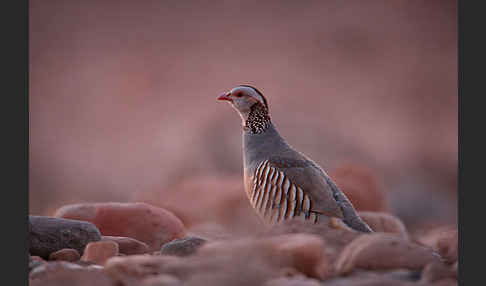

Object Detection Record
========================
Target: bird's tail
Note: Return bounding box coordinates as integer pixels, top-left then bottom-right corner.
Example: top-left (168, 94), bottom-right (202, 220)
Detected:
top-left (343, 215), bottom-right (373, 233)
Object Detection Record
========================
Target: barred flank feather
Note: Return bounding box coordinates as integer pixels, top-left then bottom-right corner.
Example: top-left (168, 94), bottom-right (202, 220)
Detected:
top-left (250, 160), bottom-right (319, 224)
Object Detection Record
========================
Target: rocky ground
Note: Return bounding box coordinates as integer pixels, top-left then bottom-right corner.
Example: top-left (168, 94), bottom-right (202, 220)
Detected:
top-left (29, 200), bottom-right (458, 286)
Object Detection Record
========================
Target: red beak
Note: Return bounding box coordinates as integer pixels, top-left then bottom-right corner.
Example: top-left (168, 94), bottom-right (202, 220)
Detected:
top-left (217, 92), bottom-right (232, 102)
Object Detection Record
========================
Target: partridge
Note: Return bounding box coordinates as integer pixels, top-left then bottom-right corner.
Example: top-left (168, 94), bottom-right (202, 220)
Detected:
top-left (217, 85), bottom-right (373, 233)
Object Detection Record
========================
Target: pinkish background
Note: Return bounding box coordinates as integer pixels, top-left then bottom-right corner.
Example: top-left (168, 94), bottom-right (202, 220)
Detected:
top-left (30, 0), bottom-right (457, 233)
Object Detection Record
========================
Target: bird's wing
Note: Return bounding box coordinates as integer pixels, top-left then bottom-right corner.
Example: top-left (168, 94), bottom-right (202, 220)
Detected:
top-left (264, 157), bottom-right (344, 218)
top-left (262, 156), bottom-right (372, 232)
top-left (250, 159), bottom-right (327, 223)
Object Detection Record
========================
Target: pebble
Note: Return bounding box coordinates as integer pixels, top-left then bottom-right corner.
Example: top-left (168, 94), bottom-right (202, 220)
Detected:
top-left (29, 215), bottom-right (101, 259)
top-left (49, 248), bottom-right (81, 262)
top-left (160, 236), bottom-right (207, 257)
top-left (81, 241), bottom-right (119, 265)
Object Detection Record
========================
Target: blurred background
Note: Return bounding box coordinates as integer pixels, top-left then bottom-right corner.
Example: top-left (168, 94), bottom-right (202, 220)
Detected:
top-left (30, 0), bottom-right (457, 236)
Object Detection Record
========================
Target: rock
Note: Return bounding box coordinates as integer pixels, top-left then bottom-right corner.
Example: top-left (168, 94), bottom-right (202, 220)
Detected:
top-left (29, 215), bottom-right (102, 259)
top-left (105, 250), bottom-right (280, 286)
top-left (55, 202), bottom-right (186, 251)
top-left (421, 261), bottom-right (457, 283)
top-left (187, 223), bottom-right (233, 241)
top-left (436, 231), bottom-right (458, 264)
top-left (381, 269), bottom-right (421, 282)
top-left (49, 248), bottom-right (80, 262)
top-left (104, 255), bottom-right (180, 284)
top-left (416, 225), bottom-right (458, 263)
top-left (105, 234), bottom-right (326, 285)
top-left (335, 233), bottom-right (440, 275)
top-left (330, 164), bottom-right (389, 212)
top-left (141, 274), bottom-right (181, 286)
top-left (265, 219), bottom-right (360, 265)
top-left (102, 236), bottom-right (149, 255)
top-left (30, 255), bottom-right (45, 262)
top-left (263, 275), bottom-right (321, 286)
top-left (198, 233), bottom-right (329, 279)
top-left (137, 175), bottom-right (262, 234)
top-left (81, 241), bottom-right (119, 265)
top-left (265, 234), bottom-right (329, 279)
top-left (160, 236), bottom-right (207, 257)
top-left (358, 211), bottom-right (409, 239)
top-left (30, 261), bottom-right (83, 279)
top-left (29, 261), bottom-right (113, 286)
top-left (75, 260), bottom-right (99, 267)
top-left (29, 256), bottom-right (46, 272)
top-left (322, 270), bottom-right (418, 286)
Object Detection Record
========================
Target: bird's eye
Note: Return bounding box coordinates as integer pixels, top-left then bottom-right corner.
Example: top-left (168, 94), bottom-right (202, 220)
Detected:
top-left (236, 92), bottom-right (243, 97)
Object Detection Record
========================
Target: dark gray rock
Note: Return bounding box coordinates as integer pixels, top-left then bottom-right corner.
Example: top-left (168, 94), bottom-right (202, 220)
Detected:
top-left (381, 269), bottom-right (422, 281)
top-left (160, 236), bottom-right (207, 257)
top-left (323, 270), bottom-right (419, 286)
top-left (29, 216), bottom-right (101, 259)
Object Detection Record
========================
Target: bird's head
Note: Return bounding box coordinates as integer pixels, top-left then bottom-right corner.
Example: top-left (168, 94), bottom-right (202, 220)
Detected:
top-left (217, 85), bottom-right (269, 120)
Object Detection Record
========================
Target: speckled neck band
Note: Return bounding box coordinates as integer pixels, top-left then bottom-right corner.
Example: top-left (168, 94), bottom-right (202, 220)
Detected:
top-left (244, 103), bottom-right (271, 134)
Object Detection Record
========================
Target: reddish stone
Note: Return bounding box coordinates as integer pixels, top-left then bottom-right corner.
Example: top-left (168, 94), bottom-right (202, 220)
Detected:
top-left (421, 261), bottom-right (457, 283)
top-left (436, 230), bottom-right (458, 263)
top-left (29, 256), bottom-right (46, 272)
top-left (358, 211), bottom-right (408, 239)
top-left (55, 202), bottom-right (186, 251)
top-left (416, 225), bottom-right (458, 263)
top-left (266, 220), bottom-right (361, 264)
top-left (29, 261), bottom-right (112, 286)
top-left (81, 241), bottom-right (119, 265)
top-left (198, 233), bottom-right (330, 279)
top-left (105, 251), bottom-right (278, 286)
top-left (102, 236), bottom-right (149, 255)
top-left (137, 175), bottom-right (262, 234)
top-left (330, 164), bottom-right (389, 212)
top-left (335, 233), bottom-right (440, 275)
top-left (141, 274), bottom-right (181, 286)
top-left (30, 256), bottom-right (45, 263)
top-left (49, 248), bottom-right (81, 262)
top-left (104, 255), bottom-right (182, 285)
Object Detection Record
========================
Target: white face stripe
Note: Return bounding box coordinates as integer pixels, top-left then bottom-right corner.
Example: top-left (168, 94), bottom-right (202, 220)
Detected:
top-left (231, 86), bottom-right (266, 107)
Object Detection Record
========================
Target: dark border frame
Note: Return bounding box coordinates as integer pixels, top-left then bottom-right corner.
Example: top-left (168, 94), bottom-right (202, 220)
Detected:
top-left (4, 0), bottom-right (29, 285)
top-left (458, 0), bottom-right (479, 285)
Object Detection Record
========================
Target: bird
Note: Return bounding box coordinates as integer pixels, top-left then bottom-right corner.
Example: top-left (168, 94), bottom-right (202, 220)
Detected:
top-left (217, 85), bottom-right (373, 233)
